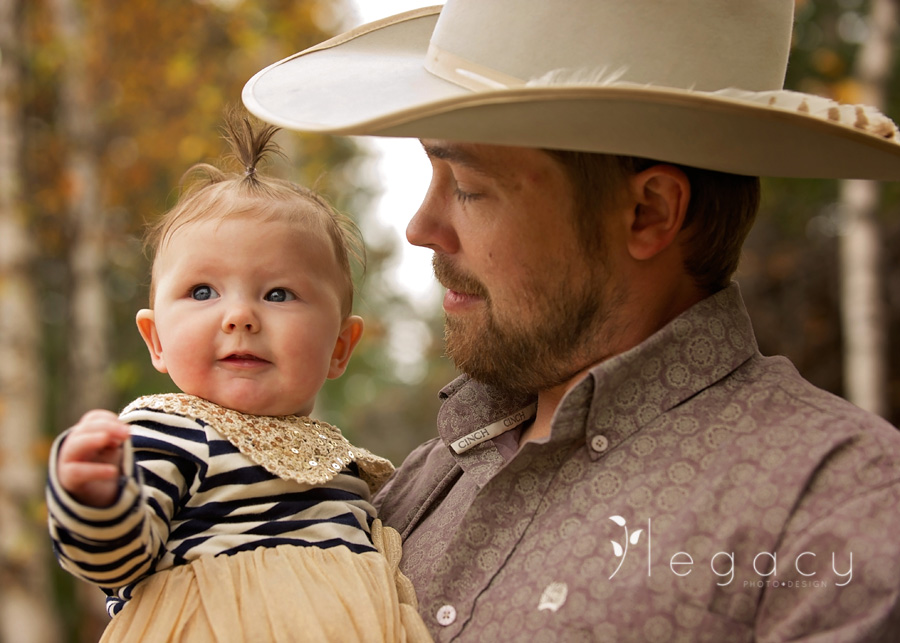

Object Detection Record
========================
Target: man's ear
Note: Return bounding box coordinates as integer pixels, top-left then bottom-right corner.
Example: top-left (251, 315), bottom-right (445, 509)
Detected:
top-left (328, 315), bottom-right (364, 379)
top-left (136, 309), bottom-right (168, 374)
top-left (626, 165), bottom-right (691, 261)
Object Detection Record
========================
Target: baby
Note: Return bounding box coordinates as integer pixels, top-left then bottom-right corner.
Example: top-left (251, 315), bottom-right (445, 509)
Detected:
top-left (46, 111), bottom-right (430, 642)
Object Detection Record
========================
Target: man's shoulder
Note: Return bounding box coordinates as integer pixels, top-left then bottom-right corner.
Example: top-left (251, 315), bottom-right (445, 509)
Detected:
top-left (735, 353), bottom-right (899, 440)
top-left (727, 354), bottom-right (900, 506)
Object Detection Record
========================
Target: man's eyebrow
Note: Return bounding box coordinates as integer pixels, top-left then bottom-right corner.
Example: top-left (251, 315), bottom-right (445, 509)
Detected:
top-left (420, 141), bottom-right (491, 176)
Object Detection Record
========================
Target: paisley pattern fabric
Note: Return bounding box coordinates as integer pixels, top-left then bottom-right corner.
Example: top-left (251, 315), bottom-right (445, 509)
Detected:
top-left (375, 283), bottom-right (900, 642)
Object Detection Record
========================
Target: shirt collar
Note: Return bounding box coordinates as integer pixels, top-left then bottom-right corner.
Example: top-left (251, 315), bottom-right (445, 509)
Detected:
top-left (436, 375), bottom-right (536, 481)
top-left (578, 282), bottom-right (758, 457)
top-left (436, 283), bottom-right (758, 465)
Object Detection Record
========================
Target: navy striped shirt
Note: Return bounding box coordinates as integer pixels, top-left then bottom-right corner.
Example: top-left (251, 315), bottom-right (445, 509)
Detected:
top-left (47, 401), bottom-right (379, 617)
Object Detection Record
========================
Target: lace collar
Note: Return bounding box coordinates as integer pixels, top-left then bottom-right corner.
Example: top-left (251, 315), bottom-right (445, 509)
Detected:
top-left (121, 393), bottom-right (394, 495)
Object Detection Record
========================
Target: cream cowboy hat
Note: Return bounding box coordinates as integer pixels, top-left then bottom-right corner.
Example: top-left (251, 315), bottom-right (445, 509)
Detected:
top-left (243, 0), bottom-right (900, 179)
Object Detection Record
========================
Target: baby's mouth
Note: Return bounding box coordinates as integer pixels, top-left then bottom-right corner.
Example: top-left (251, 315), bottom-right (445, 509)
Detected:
top-left (222, 353), bottom-right (269, 365)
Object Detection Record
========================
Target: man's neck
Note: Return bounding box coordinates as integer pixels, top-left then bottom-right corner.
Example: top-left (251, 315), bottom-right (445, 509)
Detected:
top-left (519, 372), bottom-right (589, 445)
top-left (518, 284), bottom-right (710, 447)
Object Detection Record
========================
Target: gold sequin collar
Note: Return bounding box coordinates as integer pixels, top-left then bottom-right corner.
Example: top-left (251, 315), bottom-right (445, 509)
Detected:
top-left (121, 394), bottom-right (394, 495)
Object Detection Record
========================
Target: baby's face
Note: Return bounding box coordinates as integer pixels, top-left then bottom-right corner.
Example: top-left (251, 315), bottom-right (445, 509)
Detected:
top-left (137, 213), bottom-right (361, 416)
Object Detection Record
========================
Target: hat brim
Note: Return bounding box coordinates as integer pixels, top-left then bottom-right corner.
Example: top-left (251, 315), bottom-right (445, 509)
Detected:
top-left (243, 7), bottom-right (900, 180)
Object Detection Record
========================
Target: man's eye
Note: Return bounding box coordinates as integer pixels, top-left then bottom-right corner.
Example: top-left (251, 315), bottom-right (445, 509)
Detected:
top-left (454, 187), bottom-right (482, 204)
top-left (265, 288), bottom-right (296, 303)
top-left (191, 285), bottom-right (219, 301)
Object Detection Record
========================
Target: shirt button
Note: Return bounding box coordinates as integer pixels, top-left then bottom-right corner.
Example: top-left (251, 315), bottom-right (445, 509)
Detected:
top-left (590, 435), bottom-right (609, 453)
top-left (436, 604), bottom-right (457, 626)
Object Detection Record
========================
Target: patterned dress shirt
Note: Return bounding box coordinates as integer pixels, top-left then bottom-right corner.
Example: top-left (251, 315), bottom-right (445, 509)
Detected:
top-left (375, 284), bottom-right (900, 642)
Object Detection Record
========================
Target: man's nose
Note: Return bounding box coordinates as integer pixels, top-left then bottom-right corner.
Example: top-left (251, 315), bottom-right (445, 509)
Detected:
top-left (222, 300), bottom-right (260, 333)
top-left (406, 178), bottom-right (460, 255)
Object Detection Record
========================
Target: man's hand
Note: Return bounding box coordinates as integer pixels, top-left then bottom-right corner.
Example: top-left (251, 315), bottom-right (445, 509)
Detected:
top-left (57, 410), bottom-right (131, 508)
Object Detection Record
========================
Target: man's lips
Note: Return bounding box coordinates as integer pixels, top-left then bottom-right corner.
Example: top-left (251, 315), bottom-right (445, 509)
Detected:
top-left (443, 289), bottom-right (484, 313)
top-left (432, 256), bottom-right (487, 312)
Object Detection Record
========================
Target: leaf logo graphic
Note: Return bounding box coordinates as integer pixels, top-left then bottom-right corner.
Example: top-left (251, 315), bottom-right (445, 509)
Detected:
top-left (608, 515), bottom-right (643, 580)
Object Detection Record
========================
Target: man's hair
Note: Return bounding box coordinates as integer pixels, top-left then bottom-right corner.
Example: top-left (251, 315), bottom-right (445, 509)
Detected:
top-left (546, 150), bottom-right (760, 294)
top-left (144, 108), bottom-right (364, 314)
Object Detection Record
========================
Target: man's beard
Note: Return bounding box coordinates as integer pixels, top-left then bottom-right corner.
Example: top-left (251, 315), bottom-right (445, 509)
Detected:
top-left (434, 255), bottom-right (616, 395)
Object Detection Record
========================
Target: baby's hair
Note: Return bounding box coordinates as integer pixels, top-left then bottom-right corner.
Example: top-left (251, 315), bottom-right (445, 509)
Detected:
top-left (144, 107), bottom-right (365, 315)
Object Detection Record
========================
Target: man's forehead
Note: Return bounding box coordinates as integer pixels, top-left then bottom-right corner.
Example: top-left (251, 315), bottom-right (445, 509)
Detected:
top-left (420, 139), bottom-right (491, 173)
top-left (419, 139), bottom-right (554, 179)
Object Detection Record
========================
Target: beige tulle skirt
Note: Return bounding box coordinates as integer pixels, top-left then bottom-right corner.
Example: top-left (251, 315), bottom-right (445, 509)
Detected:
top-left (100, 521), bottom-right (431, 643)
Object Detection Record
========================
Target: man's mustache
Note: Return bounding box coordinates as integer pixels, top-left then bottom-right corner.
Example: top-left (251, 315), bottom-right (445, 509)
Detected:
top-left (432, 256), bottom-right (488, 300)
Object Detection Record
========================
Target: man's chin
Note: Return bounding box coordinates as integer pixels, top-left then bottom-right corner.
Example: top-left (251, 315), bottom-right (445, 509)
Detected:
top-left (446, 332), bottom-right (532, 395)
top-left (446, 325), bottom-right (595, 396)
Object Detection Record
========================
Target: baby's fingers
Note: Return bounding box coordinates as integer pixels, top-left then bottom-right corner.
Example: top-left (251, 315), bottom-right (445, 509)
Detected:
top-left (72, 410), bottom-right (131, 441)
top-left (57, 461), bottom-right (123, 508)
top-left (58, 460), bottom-right (121, 486)
top-left (54, 410), bottom-right (130, 507)
top-left (58, 425), bottom-right (128, 466)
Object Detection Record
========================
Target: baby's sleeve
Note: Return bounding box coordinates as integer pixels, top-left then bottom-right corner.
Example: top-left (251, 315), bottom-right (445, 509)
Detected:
top-left (46, 408), bottom-right (203, 593)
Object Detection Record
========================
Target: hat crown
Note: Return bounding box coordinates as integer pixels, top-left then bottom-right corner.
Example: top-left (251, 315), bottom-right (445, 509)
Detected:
top-left (244, 1), bottom-right (900, 180)
top-left (428, 0), bottom-right (794, 92)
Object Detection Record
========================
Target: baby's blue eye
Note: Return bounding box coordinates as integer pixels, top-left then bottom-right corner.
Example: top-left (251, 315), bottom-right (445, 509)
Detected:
top-left (265, 288), bottom-right (295, 303)
top-left (191, 285), bottom-right (219, 301)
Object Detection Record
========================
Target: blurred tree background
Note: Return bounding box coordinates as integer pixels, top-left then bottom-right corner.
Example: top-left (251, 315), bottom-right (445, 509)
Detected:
top-left (741, 0), bottom-right (900, 421)
top-left (2, 0), bottom-right (454, 639)
top-left (0, 0), bottom-right (898, 640)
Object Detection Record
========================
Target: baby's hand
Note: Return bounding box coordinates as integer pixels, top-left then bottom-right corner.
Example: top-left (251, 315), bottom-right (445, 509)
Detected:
top-left (57, 410), bottom-right (131, 508)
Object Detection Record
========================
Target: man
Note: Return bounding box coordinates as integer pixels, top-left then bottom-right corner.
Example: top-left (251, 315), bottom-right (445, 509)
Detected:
top-left (244, 1), bottom-right (900, 640)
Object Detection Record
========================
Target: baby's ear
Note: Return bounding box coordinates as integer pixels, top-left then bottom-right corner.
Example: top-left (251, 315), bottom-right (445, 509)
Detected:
top-left (136, 309), bottom-right (168, 373)
top-left (328, 315), bottom-right (364, 379)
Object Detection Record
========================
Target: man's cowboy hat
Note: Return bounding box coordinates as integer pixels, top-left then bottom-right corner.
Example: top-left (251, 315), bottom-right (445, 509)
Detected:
top-left (243, 0), bottom-right (900, 179)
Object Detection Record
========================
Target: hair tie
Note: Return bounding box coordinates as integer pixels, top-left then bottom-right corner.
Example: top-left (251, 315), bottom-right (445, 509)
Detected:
top-left (245, 166), bottom-right (257, 178)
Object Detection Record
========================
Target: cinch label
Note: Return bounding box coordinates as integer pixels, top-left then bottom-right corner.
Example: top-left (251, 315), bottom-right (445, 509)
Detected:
top-left (451, 403), bottom-right (537, 454)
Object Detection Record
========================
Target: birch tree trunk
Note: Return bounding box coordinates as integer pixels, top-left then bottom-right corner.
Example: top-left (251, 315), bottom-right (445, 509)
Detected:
top-left (48, 0), bottom-right (113, 634)
top-left (0, 0), bottom-right (62, 640)
top-left (838, 0), bottom-right (896, 417)
top-left (48, 0), bottom-right (112, 417)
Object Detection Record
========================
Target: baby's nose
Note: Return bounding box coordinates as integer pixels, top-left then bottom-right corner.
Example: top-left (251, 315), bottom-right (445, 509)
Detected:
top-left (222, 303), bottom-right (260, 333)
